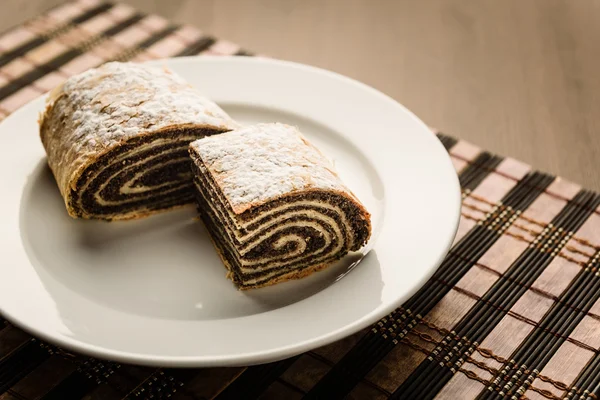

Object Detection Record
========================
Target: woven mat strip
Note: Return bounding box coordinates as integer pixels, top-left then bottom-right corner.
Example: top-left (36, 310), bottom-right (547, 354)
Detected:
top-left (1, 1), bottom-right (600, 399)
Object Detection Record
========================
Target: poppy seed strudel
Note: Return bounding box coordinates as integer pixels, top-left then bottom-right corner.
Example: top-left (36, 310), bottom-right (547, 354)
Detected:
top-left (189, 123), bottom-right (372, 289)
top-left (39, 61), bottom-right (239, 221)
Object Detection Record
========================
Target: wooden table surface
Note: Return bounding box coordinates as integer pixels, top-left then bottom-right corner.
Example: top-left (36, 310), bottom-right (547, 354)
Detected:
top-left (5, 0), bottom-right (600, 190)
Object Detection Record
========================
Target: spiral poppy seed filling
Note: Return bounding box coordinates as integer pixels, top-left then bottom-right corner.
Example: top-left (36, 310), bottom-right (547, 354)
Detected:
top-left (189, 123), bottom-right (372, 289)
top-left (39, 61), bottom-right (239, 220)
top-left (68, 128), bottom-right (219, 218)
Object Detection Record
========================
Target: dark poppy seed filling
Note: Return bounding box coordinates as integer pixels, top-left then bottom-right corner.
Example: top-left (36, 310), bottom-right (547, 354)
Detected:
top-left (66, 128), bottom-right (224, 220)
top-left (39, 61), bottom-right (239, 220)
top-left (189, 123), bottom-right (372, 289)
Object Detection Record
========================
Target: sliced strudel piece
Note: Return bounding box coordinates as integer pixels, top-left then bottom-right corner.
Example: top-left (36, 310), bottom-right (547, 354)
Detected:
top-left (39, 61), bottom-right (239, 221)
top-left (189, 123), bottom-right (372, 289)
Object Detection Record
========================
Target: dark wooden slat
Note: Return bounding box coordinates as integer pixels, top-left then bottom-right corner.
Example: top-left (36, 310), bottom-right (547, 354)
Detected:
top-left (215, 357), bottom-right (299, 400)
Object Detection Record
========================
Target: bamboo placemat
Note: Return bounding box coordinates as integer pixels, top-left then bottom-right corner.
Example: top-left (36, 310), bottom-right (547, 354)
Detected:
top-left (1, 1), bottom-right (600, 399)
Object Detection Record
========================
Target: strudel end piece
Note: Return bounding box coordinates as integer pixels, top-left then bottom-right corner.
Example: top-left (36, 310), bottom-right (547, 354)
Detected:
top-left (189, 123), bottom-right (372, 289)
top-left (39, 61), bottom-right (239, 221)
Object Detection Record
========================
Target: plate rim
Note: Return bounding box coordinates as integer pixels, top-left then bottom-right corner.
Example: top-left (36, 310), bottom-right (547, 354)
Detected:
top-left (0, 55), bottom-right (461, 367)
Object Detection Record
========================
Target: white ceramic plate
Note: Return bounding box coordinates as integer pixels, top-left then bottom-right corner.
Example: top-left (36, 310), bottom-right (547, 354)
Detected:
top-left (0, 56), bottom-right (460, 367)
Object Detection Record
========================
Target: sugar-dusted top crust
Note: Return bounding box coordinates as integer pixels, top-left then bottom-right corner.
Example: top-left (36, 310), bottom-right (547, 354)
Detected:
top-left (189, 123), bottom-right (355, 214)
top-left (39, 61), bottom-right (240, 199)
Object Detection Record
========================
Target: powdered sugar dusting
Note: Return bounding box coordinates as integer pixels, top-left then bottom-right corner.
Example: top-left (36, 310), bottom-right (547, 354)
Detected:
top-left (40, 61), bottom-right (239, 198)
top-left (190, 123), bottom-right (349, 213)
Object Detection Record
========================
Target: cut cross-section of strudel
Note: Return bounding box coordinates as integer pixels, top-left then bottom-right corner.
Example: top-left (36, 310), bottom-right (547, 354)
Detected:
top-left (39, 61), bottom-right (239, 221)
top-left (189, 123), bottom-right (372, 289)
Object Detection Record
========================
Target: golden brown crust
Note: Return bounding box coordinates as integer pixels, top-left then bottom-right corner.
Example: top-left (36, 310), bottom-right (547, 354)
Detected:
top-left (39, 62), bottom-right (238, 219)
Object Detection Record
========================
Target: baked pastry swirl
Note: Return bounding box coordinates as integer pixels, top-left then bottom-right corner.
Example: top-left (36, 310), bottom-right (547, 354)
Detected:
top-left (189, 123), bottom-right (372, 289)
top-left (39, 61), bottom-right (239, 221)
